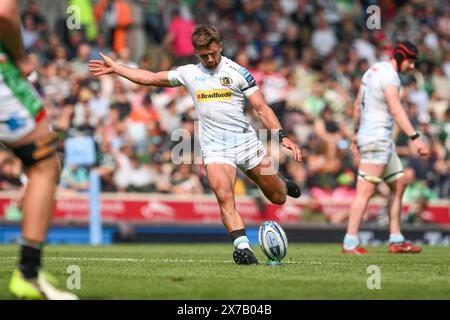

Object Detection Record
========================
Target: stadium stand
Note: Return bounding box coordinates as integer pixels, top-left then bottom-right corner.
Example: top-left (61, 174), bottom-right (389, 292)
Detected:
top-left (0, 0), bottom-right (449, 228)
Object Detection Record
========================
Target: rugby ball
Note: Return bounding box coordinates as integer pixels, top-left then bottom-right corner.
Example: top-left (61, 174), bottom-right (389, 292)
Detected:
top-left (258, 221), bottom-right (288, 261)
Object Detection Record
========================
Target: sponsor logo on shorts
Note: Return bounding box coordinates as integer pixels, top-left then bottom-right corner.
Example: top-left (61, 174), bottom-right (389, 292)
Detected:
top-left (196, 89), bottom-right (232, 102)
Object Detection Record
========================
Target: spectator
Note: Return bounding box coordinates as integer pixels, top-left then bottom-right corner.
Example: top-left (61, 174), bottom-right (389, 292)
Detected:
top-left (88, 81), bottom-right (111, 126)
top-left (68, 0), bottom-right (98, 41)
top-left (125, 157), bottom-right (155, 192)
top-left (90, 33), bottom-right (113, 60)
top-left (311, 16), bottom-right (337, 58)
top-left (406, 78), bottom-right (430, 124)
top-left (170, 164), bottom-right (203, 194)
top-left (1, 0), bottom-right (446, 203)
top-left (21, 13), bottom-right (40, 51)
top-left (59, 164), bottom-right (89, 192)
top-left (159, 99), bottom-right (182, 134)
top-left (0, 158), bottom-right (23, 190)
top-left (163, 8), bottom-right (196, 66)
top-left (116, 47), bottom-right (139, 90)
top-left (141, 0), bottom-right (164, 44)
top-left (21, 0), bottom-right (47, 34)
top-left (95, 140), bottom-right (117, 192)
top-left (70, 43), bottom-right (92, 78)
top-left (95, 0), bottom-right (133, 52)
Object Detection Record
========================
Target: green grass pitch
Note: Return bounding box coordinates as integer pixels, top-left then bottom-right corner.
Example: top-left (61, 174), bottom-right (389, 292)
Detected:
top-left (1, 244), bottom-right (449, 299)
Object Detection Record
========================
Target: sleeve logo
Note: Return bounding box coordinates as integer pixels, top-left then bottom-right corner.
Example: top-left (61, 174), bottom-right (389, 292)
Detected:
top-left (238, 67), bottom-right (256, 85)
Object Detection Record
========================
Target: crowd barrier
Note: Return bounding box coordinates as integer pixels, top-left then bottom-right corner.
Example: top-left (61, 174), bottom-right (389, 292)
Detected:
top-left (1, 192), bottom-right (449, 225)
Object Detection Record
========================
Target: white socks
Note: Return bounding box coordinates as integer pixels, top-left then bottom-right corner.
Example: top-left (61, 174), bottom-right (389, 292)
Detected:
top-left (233, 236), bottom-right (251, 250)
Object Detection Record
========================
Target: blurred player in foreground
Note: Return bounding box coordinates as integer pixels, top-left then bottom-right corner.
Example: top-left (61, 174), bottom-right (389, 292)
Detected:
top-left (1, 0), bottom-right (77, 299)
top-left (343, 41), bottom-right (429, 254)
top-left (89, 26), bottom-right (302, 265)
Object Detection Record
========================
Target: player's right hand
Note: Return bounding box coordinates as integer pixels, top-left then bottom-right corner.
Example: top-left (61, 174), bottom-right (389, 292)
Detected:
top-left (412, 138), bottom-right (429, 157)
top-left (89, 52), bottom-right (116, 76)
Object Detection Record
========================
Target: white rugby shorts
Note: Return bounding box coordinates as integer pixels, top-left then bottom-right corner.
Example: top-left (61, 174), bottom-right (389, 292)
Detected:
top-left (202, 134), bottom-right (266, 171)
top-left (358, 140), bottom-right (404, 183)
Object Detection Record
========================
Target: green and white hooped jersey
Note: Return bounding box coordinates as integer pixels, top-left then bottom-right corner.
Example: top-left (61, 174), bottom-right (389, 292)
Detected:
top-left (168, 56), bottom-right (259, 152)
top-left (0, 40), bottom-right (43, 143)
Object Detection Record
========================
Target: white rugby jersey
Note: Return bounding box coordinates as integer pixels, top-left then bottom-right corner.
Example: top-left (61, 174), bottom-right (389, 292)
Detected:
top-left (168, 56), bottom-right (259, 151)
top-left (357, 61), bottom-right (401, 145)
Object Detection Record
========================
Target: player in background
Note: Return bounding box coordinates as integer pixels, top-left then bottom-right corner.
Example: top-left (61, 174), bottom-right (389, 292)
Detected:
top-left (342, 41), bottom-right (429, 254)
top-left (1, 0), bottom-right (78, 299)
top-left (89, 26), bottom-right (302, 265)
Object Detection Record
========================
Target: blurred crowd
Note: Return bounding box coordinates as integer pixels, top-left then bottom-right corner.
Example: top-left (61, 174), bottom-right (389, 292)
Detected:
top-left (0, 0), bottom-right (449, 223)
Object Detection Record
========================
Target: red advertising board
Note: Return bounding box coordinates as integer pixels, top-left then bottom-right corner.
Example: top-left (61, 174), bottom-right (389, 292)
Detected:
top-left (0, 193), bottom-right (449, 225)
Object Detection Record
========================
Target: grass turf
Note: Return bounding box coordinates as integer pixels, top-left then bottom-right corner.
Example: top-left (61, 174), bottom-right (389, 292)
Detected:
top-left (0, 244), bottom-right (449, 299)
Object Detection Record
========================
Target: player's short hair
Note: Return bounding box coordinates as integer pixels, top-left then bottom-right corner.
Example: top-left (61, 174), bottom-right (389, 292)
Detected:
top-left (191, 26), bottom-right (221, 50)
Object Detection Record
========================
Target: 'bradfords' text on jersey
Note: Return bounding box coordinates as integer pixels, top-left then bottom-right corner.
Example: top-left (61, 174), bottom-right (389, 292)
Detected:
top-left (196, 89), bottom-right (232, 102)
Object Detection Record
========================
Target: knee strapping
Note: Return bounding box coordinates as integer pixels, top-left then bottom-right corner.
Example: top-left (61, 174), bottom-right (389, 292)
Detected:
top-left (357, 170), bottom-right (383, 184)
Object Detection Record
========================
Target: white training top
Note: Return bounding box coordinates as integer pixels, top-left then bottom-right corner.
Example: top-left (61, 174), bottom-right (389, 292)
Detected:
top-left (357, 61), bottom-right (401, 145)
top-left (168, 56), bottom-right (259, 151)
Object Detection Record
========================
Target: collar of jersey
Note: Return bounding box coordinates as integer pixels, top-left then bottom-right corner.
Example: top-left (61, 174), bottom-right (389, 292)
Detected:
top-left (199, 56), bottom-right (225, 75)
top-left (385, 60), bottom-right (398, 73)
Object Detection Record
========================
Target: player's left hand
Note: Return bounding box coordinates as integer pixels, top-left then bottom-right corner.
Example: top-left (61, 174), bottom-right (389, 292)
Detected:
top-left (281, 137), bottom-right (303, 162)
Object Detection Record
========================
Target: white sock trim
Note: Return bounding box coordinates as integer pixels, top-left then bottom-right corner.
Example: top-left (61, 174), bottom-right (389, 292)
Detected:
top-left (233, 236), bottom-right (250, 250)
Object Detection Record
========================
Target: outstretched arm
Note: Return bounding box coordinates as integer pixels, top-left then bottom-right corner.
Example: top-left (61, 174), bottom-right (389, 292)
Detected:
top-left (89, 52), bottom-right (173, 87)
top-left (247, 90), bottom-right (303, 162)
top-left (0, 0), bottom-right (34, 77)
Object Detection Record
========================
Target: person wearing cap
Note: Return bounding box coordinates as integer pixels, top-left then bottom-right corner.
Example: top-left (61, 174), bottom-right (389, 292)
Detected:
top-left (342, 41), bottom-right (429, 254)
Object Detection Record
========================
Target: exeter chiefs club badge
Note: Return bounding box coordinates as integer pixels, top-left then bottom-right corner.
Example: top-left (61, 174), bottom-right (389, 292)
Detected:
top-left (220, 76), bottom-right (233, 87)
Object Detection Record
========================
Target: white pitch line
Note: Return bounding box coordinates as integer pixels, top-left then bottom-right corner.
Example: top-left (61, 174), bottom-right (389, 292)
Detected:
top-left (1, 256), bottom-right (144, 262)
top-left (1, 256), bottom-right (303, 264)
top-left (1, 256), bottom-right (231, 263)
